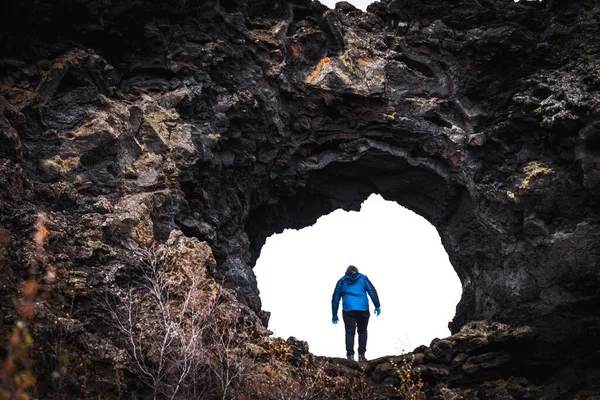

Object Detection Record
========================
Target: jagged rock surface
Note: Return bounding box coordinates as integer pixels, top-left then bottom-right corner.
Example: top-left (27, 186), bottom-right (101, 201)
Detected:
top-left (1, 0), bottom-right (600, 398)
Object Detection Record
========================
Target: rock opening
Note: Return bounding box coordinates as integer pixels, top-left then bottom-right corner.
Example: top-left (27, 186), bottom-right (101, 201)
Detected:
top-left (254, 194), bottom-right (462, 358)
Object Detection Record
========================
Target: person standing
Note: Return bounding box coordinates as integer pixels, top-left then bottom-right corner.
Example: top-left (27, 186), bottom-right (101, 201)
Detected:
top-left (331, 265), bottom-right (381, 361)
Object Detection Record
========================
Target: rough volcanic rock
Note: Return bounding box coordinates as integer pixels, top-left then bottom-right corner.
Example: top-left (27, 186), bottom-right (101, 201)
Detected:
top-left (367, 321), bottom-right (540, 399)
top-left (1, 0), bottom-right (600, 398)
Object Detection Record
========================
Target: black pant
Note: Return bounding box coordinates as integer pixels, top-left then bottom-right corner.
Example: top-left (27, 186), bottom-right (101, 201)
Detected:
top-left (342, 310), bottom-right (370, 356)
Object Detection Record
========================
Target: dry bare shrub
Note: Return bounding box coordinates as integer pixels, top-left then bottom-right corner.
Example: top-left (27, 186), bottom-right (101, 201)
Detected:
top-left (394, 355), bottom-right (426, 400)
top-left (35, 293), bottom-right (82, 399)
top-left (204, 304), bottom-right (254, 400)
top-left (106, 238), bottom-right (253, 399)
top-left (0, 319), bottom-right (37, 400)
top-left (242, 338), bottom-right (375, 400)
top-left (1, 213), bottom-right (55, 400)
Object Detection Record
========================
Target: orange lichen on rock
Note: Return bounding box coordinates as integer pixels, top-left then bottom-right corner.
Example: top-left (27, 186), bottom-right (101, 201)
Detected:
top-left (290, 42), bottom-right (301, 57)
top-left (357, 57), bottom-right (373, 64)
top-left (306, 57), bottom-right (331, 83)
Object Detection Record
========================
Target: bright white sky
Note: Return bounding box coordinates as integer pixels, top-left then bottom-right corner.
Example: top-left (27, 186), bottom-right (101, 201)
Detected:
top-left (255, 194), bottom-right (462, 359)
top-left (319, 0), bottom-right (371, 10)
top-left (318, 0), bottom-right (527, 12)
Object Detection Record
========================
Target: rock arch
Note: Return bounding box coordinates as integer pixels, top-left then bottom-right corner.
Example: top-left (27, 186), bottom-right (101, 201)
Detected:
top-left (245, 140), bottom-right (481, 331)
top-left (172, 0), bottom-right (600, 367)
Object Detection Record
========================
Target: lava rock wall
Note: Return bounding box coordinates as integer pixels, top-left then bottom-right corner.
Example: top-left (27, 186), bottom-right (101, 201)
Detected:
top-left (1, 0), bottom-right (600, 397)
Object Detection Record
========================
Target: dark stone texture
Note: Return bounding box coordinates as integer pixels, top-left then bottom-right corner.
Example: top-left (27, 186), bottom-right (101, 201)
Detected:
top-left (1, 0), bottom-right (600, 397)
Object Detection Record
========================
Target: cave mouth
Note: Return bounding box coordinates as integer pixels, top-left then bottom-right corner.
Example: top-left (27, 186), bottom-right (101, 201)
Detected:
top-left (254, 194), bottom-right (462, 358)
top-left (246, 147), bottom-right (485, 337)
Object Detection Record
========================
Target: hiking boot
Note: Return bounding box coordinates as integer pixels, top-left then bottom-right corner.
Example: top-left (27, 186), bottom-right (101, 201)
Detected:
top-left (358, 354), bottom-right (367, 362)
top-left (347, 355), bottom-right (354, 361)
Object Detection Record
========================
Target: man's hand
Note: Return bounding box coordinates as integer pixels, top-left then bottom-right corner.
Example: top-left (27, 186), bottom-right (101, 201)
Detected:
top-left (374, 307), bottom-right (381, 316)
top-left (332, 315), bottom-right (339, 324)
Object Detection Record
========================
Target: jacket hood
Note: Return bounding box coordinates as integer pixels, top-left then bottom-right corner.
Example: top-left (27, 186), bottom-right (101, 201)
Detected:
top-left (342, 273), bottom-right (363, 285)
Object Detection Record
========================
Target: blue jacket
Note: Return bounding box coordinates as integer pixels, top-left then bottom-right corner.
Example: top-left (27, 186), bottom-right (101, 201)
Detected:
top-left (332, 273), bottom-right (380, 315)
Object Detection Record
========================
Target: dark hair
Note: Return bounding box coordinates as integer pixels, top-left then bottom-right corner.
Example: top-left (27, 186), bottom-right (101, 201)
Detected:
top-left (346, 265), bottom-right (359, 274)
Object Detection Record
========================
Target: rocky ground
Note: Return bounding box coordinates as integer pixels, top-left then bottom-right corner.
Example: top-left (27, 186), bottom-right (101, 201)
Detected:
top-left (1, 0), bottom-right (600, 398)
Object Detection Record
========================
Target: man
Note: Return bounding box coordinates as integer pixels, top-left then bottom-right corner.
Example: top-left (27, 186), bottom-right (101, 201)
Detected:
top-left (331, 265), bottom-right (381, 361)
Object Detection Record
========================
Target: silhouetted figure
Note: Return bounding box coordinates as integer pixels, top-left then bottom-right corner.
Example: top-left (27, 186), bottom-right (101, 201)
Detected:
top-left (331, 265), bottom-right (381, 361)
